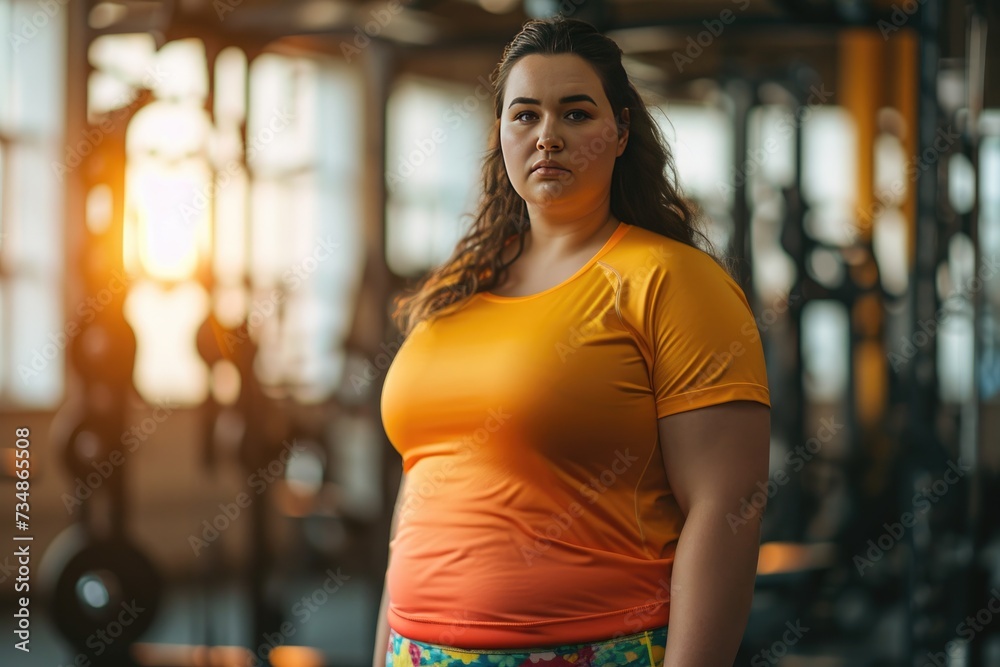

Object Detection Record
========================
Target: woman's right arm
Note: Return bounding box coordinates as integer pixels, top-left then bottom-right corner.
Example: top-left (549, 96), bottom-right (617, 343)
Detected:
top-left (373, 471), bottom-right (407, 667)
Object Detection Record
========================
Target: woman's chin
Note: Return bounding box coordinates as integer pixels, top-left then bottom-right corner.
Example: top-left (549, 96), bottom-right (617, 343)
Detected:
top-left (525, 186), bottom-right (577, 208)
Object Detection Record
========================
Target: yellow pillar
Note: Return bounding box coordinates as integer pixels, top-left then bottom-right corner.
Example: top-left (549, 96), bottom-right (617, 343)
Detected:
top-left (839, 28), bottom-right (887, 432)
top-left (839, 28), bottom-right (882, 245)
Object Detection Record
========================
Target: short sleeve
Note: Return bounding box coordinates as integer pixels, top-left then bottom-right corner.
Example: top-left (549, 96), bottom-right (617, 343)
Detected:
top-left (644, 248), bottom-right (770, 419)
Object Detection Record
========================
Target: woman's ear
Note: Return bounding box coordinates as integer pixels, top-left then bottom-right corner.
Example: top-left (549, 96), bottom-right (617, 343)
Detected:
top-left (616, 107), bottom-right (630, 156)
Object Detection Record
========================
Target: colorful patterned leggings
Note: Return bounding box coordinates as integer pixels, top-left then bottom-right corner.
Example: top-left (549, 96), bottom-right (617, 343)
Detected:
top-left (387, 625), bottom-right (668, 667)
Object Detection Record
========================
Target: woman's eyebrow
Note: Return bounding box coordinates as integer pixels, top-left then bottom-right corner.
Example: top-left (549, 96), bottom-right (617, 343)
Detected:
top-left (507, 94), bottom-right (598, 108)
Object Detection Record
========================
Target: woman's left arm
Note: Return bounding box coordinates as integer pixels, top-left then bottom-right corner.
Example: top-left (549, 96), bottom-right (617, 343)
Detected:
top-left (658, 399), bottom-right (771, 667)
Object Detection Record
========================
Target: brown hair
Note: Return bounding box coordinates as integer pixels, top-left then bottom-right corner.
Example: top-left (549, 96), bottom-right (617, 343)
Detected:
top-left (390, 15), bottom-right (730, 336)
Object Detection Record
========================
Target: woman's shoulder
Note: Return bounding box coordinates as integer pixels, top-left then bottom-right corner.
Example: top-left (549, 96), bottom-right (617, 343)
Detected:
top-left (615, 222), bottom-right (732, 280)
top-left (614, 225), bottom-right (753, 326)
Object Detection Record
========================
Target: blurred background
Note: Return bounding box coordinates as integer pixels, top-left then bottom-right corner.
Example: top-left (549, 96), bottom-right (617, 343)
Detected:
top-left (0, 0), bottom-right (998, 665)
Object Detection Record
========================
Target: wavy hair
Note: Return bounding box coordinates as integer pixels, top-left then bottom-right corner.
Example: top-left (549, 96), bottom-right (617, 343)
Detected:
top-left (390, 15), bottom-right (730, 336)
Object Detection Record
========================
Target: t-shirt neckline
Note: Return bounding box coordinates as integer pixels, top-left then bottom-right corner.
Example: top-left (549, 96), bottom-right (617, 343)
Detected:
top-left (478, 221), bottom-right (631, 303)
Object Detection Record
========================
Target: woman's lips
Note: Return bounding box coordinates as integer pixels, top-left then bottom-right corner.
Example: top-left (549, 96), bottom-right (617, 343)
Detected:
top-left (532, 167), bottom-right (569, 177)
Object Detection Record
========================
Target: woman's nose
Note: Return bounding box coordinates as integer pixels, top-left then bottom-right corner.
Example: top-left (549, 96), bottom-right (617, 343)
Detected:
top-left (536, 127), bottom-right (563, 152)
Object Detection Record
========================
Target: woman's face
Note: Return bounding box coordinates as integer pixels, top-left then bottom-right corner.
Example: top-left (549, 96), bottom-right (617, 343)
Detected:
top-left (499, 53), bottom-right (628, 216)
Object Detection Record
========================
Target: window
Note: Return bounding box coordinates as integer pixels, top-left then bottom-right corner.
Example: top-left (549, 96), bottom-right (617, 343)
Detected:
top-left (0, 0), bottom-right (67, 408)
top-left (385, 76), bottom-right (490, 275)
top-left (84, 36), bottom-right (364, 405)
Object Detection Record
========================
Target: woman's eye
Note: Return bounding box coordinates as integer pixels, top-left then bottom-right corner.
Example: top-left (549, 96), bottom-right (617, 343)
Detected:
top-left (512, 110), bottom-right (590, 122)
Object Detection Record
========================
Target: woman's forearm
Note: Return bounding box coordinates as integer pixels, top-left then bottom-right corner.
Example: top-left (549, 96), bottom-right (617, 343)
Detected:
top-left (375, 472), bottom-right (407, 667)
top-left (661, 503), bottom-right (762, 667)
top-left (373, 576), bottom-right (391, 667)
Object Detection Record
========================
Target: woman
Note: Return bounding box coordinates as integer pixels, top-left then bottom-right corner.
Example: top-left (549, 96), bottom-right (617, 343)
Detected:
top-left (376, 15), bottom-right (770, 667)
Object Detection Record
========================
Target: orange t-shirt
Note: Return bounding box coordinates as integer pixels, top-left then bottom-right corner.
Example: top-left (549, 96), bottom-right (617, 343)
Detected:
top-left (379, 221), bottom-right (770, 649)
